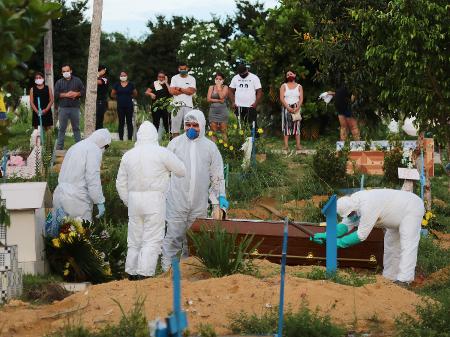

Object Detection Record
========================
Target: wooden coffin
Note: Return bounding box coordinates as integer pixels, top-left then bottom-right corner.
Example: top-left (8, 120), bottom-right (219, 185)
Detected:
top-left (190, 219), bottom-right (384, 269)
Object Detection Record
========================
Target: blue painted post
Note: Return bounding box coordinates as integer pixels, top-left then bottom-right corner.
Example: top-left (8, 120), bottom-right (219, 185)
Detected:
top-left (275, 218), bottom-right (289, 337)
top-left (172, 257), bottom-right (183, 337)
top-left (251, 121), bottom-right (256, 166)
top-left (420, 150), bottom-right (425, 200)
top-left (321, 195), bottom-right (337, 274)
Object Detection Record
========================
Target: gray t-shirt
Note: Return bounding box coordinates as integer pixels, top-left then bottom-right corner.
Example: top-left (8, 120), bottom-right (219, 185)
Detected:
top-left (54, 76), bottom-right (85, 108)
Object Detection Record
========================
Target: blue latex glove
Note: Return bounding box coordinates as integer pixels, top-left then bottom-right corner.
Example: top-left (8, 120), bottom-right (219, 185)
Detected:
top-left (337, 231), bottom-right (362, 248)
top-left (311, 232), bottom-right (326, 244)
top-left (219, 195), bottom-right (229, 210)
top-left (96, 203), bottom-right (105, 219)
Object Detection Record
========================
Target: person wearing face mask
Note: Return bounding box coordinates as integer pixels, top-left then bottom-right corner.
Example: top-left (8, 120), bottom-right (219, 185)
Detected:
top-left (311, 189), bottom-right (425, 286)
top-left (207, 72), bottom-right (229, 142)
top-left (145, 71), bottom-right (172, 136)
top-left (116, 121), bottom-right (185, 280)
top-left (161, 109), bottom-right (228, 272)
top-left (111, 71), bottom-right (138, 141)
top-left (279, 70), bottom-right (303, 155)
top-left (169, 62), bottom-right (196, 138)
top-left (54, 64), bottom-right (85, 150)
top-left (29, 72), bottom-right (54, 131)
top-left (53, 128), bottom-right (112, 222)
top-left (228, 63), bottom-right (262, 130)
top-left (95, 65), bottom-right (109, 130)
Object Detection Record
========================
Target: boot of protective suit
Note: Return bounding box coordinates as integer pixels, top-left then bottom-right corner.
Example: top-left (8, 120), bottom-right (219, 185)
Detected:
top-left (393, 280), bottom-right (411, 289)
top-left (127, 274), bottom-right (138, 281)
top-left (350, 126), bottom-right (360, 141)
top-left (340, 127), bottom-right (348, 141)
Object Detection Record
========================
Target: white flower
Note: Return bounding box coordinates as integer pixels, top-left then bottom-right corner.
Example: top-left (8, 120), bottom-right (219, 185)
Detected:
top-left (211, 45), bottom-right (217, 49)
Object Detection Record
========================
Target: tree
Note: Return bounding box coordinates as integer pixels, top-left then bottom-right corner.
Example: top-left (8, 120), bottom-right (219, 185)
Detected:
top-left (84, 0), bottom-right (103, 136)
top-left (355, 0), bottom-right (450, 152)
top-left (178, 22), bottom-right (233, 97)
top-left (0, 0), bottom-right (60, 83)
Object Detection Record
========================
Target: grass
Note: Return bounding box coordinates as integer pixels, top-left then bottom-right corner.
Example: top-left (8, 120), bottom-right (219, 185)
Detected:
top-left (417, 235), bottom-right (450, 276)
top-left (229, 303), bottom-right (345, 337)
top-left (294, 266), bottom-right (376, 287)
top-left (188, 224), bottom-right (261, 277)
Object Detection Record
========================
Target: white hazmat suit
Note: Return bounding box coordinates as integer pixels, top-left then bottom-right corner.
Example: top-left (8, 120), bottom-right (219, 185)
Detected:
top-left (337, 189), bottom-right (425, 282)
top-left (161, 109), bottom-right (226, 271)
top-left (116, 121), bottom-right (186, 277)
top-left (53, 129), bottom-right (111, 222)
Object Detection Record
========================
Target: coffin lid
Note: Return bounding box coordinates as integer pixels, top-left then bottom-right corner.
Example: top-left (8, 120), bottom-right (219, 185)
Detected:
top-left (0, 182), bottom-right (52, 210)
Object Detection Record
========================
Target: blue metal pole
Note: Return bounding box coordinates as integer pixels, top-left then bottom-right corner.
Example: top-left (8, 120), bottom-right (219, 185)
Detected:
top-left (275, 218), bottom-right (289, 337)
top-left (321, 195), bottom-right (337, 274)
top-left (420, 150), bottom-right (425, 200)
top-left (172, 257), bottom-right (182, 337)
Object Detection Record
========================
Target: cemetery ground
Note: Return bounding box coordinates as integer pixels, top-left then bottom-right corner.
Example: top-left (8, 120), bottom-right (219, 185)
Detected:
top-left (1, 117), bottom-right (449, 337)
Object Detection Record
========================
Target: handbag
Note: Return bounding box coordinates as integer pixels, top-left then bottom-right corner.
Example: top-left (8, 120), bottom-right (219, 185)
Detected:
top-left (289, 104), bottom-right (302, 122)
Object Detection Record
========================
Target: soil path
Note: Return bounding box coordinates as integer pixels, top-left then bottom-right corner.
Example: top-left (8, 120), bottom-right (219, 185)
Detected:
top-left (0, 259), bottom-right (424, 337)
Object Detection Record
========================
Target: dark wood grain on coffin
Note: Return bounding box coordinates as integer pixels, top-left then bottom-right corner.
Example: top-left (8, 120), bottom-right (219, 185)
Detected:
top-left (190, 218), bottom-right (384, 269)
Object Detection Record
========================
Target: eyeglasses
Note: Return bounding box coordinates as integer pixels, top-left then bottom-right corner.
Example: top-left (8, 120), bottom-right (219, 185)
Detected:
top-left (185, 122), bottom-right (199, 128)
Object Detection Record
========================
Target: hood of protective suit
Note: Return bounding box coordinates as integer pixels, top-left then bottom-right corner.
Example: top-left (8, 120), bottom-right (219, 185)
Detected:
top-left (88, 129), bottom-right (112, 149)
top-left (337, 196), bottom-right (357, 218)
top-left (136, 121), bottom-right (158, 145)
top-left (184, 109), bottom-right (206, 139)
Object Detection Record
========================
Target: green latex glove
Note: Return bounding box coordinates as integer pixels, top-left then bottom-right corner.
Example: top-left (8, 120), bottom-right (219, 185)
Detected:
top-left (337, 231), bottom-right (362, 249)
top-left (337, 223), bottom-right (349, 237)
top-left (311, 232), bottom-right (326, 244)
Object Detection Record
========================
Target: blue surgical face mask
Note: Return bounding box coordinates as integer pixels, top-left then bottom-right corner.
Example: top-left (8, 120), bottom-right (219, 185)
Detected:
top-left (179, 69), bottom-right (188, 75)
top-left (186, 127), bottom-right (199, 140)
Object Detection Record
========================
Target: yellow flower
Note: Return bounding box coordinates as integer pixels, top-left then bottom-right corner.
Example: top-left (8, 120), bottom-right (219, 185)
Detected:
top-left (63, 269), bottom-right (69, 276)
top-left (421, 219), bottom-right (428, 227)
top-left (257, 128), bottom-right (263, 134)
top-left (239, 130), bottom-right (244, 135)
top-left (52, 238), bottom-right (60, 248)
top-left (207, 131), bottom-right (213, 137)
top-left (224, 143), bottom-right (228, 148)
top-left (425, 211), bottom-right (432, 221)
top-left (69, 231), bottom-right (77, 237)
top-left (233, 124), bottom-right (237, 129)
top-left (218, 139), bottom-right (223, 144)
top-left (59, 233), bottom-right (67, 241)
top-left (229, 146), bottom-right (234, 151)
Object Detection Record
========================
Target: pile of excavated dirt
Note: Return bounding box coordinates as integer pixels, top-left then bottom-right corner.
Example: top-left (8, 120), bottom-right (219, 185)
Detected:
top-left (0, 259), bottom-right (425, 337)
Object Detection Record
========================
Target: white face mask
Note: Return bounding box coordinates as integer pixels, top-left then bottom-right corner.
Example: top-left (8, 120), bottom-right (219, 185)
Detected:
top-left (120, 76), bottom-right (127, 82)
top-left (62, 71), bottom-right (71, 79)
top-left (35, 79), bottom-right (44, 85)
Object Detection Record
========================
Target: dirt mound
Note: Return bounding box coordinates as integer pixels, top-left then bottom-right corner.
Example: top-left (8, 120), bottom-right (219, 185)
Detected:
top-left (0, 258), bottom-right (425, 337)
top-left (418, 266), bottom-right (450, 289)
top-left (431, 230), bottom-right (450, 250)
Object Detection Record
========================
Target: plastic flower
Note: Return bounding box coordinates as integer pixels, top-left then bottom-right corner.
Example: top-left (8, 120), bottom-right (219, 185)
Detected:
top-left (421, 219), bottom-right (428, 227)
top-left (52, 238), bottom-right (60, 248)
top-left (218, 139), bottom-right (223, 144)
top-left (63, 269), bottom-right (69, 276)
top-left (257, 128), bottom-right (264, 134)
top-left (207, 131), bottom-right (213, 137)
top-left (229, 146), bottom-right (234, 151)
top-left (59, 232), bottom-right (67, 240)
top-left (425, 211), bottom-right (432, 220)
top-left (239, 130), bottom-right (244, 135)
top-left (233, 124), bottom-right (238, 129)
top-left (224, 143), bottom-right (228, 148)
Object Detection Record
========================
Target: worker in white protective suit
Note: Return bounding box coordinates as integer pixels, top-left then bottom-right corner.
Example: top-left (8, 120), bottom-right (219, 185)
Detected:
top-left (53, 129), bottom-right (111, 221)
top-left (312, 189), bottom-right (424, 285)
top-left (116, 121), bottom-right (186, 279)
top-left (161, 109), bottom-right (228, 271)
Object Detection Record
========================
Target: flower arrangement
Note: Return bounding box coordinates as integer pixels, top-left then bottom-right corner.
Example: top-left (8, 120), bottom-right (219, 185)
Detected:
top-left (421, 210), bottom-right (437, 229)
top-left (45, 217), bottom-right (112, 283)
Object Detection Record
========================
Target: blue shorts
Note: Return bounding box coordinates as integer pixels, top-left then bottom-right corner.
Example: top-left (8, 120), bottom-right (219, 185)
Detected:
top-left (338, 110), bottom-right (353, 118)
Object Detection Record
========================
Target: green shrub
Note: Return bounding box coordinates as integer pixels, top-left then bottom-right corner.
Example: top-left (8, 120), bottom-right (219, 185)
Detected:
top-left (395, 299), bottom-right (450, 337)
top-left (383, 148), bottom-right (403, 185)
top-left (299, 201), bottom-right (325, 223)
top-left (197, 323), bottom-right (217, 337)
top-left (288, 166), bottom-right (333, 200)
top-left (417, 235), bottom-right (450, 276)
top-left (188, 224), bottom-right (261, 277)
top-left (229, 303), bottom-right (345, 337)
top-left (295, 267), bottom-right (376, 287)
top-left (312, 141), bottom-right (348, 187)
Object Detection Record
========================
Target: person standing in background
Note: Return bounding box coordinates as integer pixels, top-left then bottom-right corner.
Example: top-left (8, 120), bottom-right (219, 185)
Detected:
top-left (111, 71), bottom-right (137, 141)
top-left (228, 63), bottom-right (262, 130)
top-left (328, 85), bottom-right (360, 141)
top-left (169, 62), bottom-right (196, 138)
top-left (279, 70), bottom-right (303, 155)
top-left (207, 72), bottom-right (229, 142)
top-left (145, 71), bottom-right (172, 136)
top-left (30, 72), bottom-right (54, 131)
top-left (95, 65), bottom-right (108, 130)
top-left (54, 64), bottom-right (85, 150)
